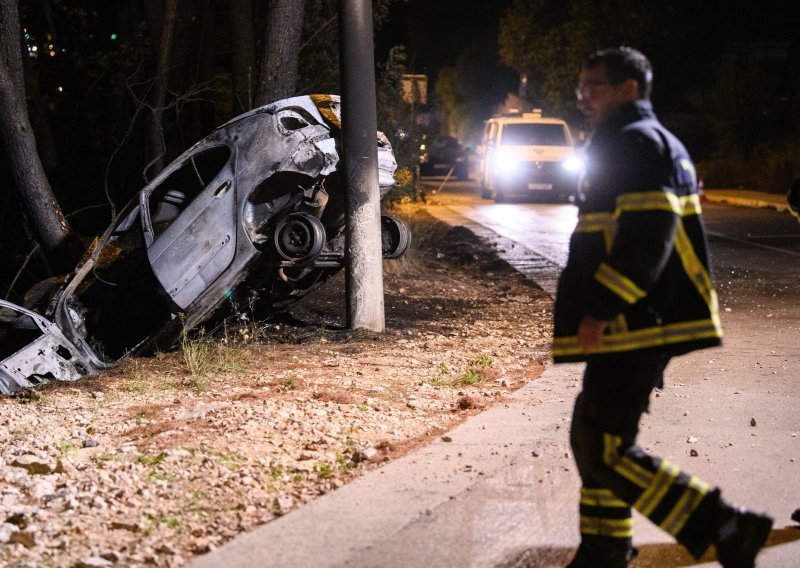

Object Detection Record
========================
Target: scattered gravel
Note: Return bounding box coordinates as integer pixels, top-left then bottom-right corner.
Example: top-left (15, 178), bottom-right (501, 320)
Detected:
top-left (1, 206), bottom-right (552, 567)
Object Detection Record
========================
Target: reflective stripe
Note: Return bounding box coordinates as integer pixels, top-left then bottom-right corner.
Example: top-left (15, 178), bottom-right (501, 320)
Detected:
top-left (580, 515), bottom-right (634, 538)
top-left (634, 459), bottom-right (680, 516)
top-left (603, 433), bottom-right (653, 489)
top-left (595, 262), bottom-right (647, 304)
top-left (576, 193), bottom-right (702, 256)
top-left (608, 313), bottom-right (629, 334)
top-left (553, 317), bottom-right (723, 358)
top-left (581, 487), bottom-right (628, 508)
top-left (575, 212), bottom-right (616, 252)
top-left (660, 476), bottom-right (709, 536)
top-left (615, 191), bottom-right (702, 217)
top-left (674, 223), bottom-right (716, 309)
top-left (576, 212), bottom-right (615, 228)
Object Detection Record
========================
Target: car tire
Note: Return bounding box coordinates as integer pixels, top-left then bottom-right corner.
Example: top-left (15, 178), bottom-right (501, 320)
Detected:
top-left (494, 190), bottom-right (507, 203)
top-left (380, 215), bottom-right (412, 259)
top-left (273, 213), bottom-right (326, 265)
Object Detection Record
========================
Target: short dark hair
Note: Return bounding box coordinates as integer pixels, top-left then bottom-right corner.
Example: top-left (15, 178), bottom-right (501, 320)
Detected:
top-left (583, 47), bottom-right (653, 99)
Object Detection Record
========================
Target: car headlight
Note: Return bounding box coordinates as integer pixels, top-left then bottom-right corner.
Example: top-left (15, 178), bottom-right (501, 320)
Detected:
top-left (561, 154), bottom-right (584, 173)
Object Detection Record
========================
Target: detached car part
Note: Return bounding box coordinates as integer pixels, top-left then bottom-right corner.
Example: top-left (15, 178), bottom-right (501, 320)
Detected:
top-left (0, 95), bottom-right (411, 395)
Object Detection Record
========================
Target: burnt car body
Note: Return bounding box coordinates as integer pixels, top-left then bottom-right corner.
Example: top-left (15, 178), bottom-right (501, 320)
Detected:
top-left (1, 95), bottom-right (410, 395)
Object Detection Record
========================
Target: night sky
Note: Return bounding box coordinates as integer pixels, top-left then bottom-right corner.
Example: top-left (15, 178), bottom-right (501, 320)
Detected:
top-left (376, 0), bottom-right (800, 82)
top-left (376, 0), bottom-right (514, 82)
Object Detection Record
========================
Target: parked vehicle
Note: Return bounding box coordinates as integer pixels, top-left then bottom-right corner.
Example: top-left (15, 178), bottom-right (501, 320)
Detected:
top-left (0, 95), bottom-right (410, 395)
top-left (418, 135), bottom-right (469, 180)
top-left (477, 110), bottom-right (582, 202)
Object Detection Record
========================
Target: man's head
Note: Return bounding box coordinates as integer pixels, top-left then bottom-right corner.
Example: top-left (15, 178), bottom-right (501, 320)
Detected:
top-left (576, 47), bottom-right (653, 127)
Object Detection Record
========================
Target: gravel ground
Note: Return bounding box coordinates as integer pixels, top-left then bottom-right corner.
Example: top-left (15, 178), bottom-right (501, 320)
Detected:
top-left (0, 204), bottom-right (553, 567)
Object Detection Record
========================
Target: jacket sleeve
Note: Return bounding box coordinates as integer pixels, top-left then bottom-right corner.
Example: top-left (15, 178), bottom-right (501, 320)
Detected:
top-left (584, 129), bottom-right (682, 321)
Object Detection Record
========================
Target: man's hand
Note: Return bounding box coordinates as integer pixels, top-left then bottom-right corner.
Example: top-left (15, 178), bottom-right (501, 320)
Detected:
top-left (578, 315), bottom-right (609, 354)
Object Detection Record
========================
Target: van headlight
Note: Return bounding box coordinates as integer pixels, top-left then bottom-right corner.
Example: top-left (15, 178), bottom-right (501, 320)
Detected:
top-left (492, 150), bottom-right (522, 176)
top-left (561, 154), bottom-right (584, 173)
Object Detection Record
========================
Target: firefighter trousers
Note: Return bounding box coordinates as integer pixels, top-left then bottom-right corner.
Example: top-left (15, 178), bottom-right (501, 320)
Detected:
top-left (569, 351), bottom-right (723, 565)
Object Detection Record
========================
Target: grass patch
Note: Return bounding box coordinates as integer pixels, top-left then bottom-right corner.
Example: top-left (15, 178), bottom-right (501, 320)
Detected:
top-left (335, 450), bottom-right (351, 474)
top-left (56, 440), bottom-right (76, 455)
top-left (428, 362), bottom-right (455, 388)
top-left (181, 325), bottom-right (212, 379)
top-left (459, 355), bottom-right (493, 386)
top-left (136, 452), bottom-right (168, 466)
top-left (121, 361), bottom-right (149, 393)
top-left (216, 342), bottom-right (245, 373)
top-left (279, 374), bottom-right (299, 391)
top-left (149, 471), bottom-right (175, 482)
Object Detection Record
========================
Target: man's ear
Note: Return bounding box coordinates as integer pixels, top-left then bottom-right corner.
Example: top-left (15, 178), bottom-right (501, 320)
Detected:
top-left (620, 78), bottom-right (640, 101)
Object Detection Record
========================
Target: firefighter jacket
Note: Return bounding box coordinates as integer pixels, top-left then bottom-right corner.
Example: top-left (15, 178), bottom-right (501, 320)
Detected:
top-left (553, 100), bottom-right (722, 363)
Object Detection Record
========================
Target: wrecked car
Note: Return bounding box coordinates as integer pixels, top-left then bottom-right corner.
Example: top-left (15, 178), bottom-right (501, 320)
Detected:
top-left (1, 94), bottom-right (410, 395)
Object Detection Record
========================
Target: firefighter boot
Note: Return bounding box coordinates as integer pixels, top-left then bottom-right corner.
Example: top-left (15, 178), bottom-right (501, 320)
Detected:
top-left (714, 507), bottom-right (773, 568)
top-left (565, 535), bottom-right (637, 568)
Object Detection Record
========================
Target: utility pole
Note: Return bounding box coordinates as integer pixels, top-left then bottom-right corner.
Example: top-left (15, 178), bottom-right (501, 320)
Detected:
top-left (338, 0), bottom-right (385, 332)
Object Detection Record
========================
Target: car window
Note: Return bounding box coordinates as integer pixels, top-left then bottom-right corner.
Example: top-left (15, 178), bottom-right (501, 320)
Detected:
top-left (500, 123), bottom-right (568, 146)
top-left (146, 146), bottom-right (232, 237)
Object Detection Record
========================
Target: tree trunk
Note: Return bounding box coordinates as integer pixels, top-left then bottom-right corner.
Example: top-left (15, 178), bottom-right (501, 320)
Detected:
top-left (256, 0), bottom-right (306, 106)
top-left (21, 36), bottom-right (61, 182)
top-left (142, 0), bottom-right (163, 49)
top-left (0, 0), bottom-right (82, 271)
top-left (230, 0), bottom-right (255, 113)
top-left (146, 0), bottom-right (179, 179)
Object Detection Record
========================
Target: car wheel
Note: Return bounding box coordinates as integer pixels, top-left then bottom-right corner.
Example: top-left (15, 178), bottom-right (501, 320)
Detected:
top-left (381, 215), bottom-right (412, 259)
top-left (273, 213), bottom-right (326, 264)
top-left (494, 190), bottom-right (507, 203)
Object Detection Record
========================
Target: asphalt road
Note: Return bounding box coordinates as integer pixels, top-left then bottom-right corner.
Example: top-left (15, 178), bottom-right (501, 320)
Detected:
top-left (422, 179), bottom-right (800, 297)
top-left (422, 178), bottom-right (800, 564)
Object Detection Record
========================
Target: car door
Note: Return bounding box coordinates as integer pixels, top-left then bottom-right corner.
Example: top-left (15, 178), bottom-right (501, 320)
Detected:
top-left (0, 300), bottom-right (96, 394)
top-left (142, 145), bottom-right (238, 309)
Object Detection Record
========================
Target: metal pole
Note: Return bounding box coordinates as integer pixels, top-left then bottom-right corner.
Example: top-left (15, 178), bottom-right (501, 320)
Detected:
top-left (338, 0), bottom-right (385, 332)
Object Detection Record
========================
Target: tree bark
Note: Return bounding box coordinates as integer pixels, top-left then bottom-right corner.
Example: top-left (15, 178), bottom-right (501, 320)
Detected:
top-left (230, 0), bottom-right (255, 113)
top-left (146, 0), bottom-right (178, 179)
top-left (256, 0), bottom-right (306, 106)
top-left (0, 0), bottom-right (82, 271)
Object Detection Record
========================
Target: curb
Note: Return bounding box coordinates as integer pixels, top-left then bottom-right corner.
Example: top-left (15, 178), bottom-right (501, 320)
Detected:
top-left (702, 190), bottom-right (790, 213)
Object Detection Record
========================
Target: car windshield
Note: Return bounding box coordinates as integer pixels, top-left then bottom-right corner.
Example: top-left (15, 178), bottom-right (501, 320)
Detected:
top-left (500, 123), bottom-right (568, 146)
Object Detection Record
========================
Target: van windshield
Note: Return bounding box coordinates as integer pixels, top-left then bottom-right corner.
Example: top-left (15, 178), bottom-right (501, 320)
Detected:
top-left (500, 123), bottom-right (568, 146)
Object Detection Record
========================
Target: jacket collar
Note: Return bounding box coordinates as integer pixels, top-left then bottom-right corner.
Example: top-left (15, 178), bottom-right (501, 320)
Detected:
top-left (603, 99), bottom-right (656, 131)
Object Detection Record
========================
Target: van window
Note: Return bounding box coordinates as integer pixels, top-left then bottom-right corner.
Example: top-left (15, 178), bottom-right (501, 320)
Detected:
top-left (486, 122), bottom-right (498, 144)
top-left (500, 123), bottom-right (568, 146)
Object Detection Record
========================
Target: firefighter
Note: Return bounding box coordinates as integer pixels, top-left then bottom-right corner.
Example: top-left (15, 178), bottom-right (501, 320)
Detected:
top-left (555, 47), bottom-right (773, 567)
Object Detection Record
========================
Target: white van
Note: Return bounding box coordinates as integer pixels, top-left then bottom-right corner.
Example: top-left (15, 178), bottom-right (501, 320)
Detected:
top-left (477, 110), bottom-right (582, 202)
